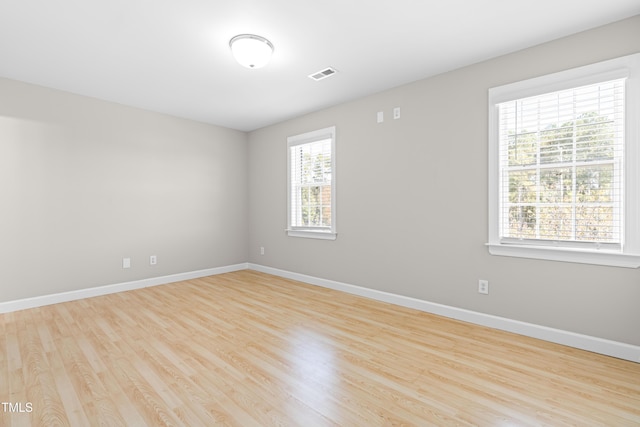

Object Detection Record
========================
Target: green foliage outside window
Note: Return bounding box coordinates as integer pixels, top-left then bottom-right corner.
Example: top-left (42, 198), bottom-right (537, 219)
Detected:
top-left (505, 112), bottom-right (617, 242)
top-left (298, 151), bottom-right (332, 227)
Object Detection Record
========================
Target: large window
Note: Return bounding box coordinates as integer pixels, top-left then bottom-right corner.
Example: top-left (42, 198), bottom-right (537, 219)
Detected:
top-left (287, 126), bottom-right (336, 240)
top-left (488, 54), bottom-right (640, 267)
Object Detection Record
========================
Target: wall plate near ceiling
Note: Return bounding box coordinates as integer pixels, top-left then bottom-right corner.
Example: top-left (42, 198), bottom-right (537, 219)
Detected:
top-left (309, 67), bottom-right (338, 81)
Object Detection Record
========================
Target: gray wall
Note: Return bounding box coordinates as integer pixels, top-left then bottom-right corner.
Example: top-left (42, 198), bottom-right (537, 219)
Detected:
top-left (248, 16), bottom-right (640, 346)
top-left (0, 78), bottom-right (248, 302)
top-left (1, 15), bottom-right (638, 347)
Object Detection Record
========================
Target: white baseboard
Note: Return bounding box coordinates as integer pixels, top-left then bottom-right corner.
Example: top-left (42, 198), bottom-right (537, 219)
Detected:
top-left (3, 261), bottom-right (638, 363)
top-left (0, 263), bottom-right (249, 314)
top-left (248, 263), bottom-right (640, 363)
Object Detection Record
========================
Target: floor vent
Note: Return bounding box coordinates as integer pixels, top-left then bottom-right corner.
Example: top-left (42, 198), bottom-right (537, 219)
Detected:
top-left (309, 67), bottom-right (338, 81)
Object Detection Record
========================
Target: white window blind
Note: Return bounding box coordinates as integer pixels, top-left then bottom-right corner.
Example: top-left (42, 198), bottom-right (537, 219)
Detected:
top-left (488, 53), bottom-right (640, 267)
top-left (497, 79), bottom-right (625, 250)
top-left (287, 126), bottom-right (336, 239)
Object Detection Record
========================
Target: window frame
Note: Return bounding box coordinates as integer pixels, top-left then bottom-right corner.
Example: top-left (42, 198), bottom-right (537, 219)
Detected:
top-left (287, 126), bottom-right (337, 240)
top-left (487, 53), bottom-right (640, 268)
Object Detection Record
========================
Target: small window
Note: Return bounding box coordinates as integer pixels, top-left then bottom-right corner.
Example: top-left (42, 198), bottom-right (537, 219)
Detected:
top-left (488, 53), bottom-right (640, 267)
top-left (287, 126), bottom-right (336, 240)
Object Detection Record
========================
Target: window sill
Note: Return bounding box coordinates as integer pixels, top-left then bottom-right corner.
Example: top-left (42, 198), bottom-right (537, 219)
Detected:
top-left (486, 243), bottom-right (640, 268)
top-left (287, 229), bottom-right (337, 240)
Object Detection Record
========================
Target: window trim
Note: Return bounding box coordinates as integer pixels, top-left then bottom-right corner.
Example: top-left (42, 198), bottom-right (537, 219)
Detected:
top-left (487, 53), bottom-right (640, 268)
top-left (286, 126), bottom-right (337, 240)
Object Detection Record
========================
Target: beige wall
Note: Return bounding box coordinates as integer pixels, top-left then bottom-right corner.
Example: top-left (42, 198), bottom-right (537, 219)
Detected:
top-left (0, 78), bottom-right (248, 302)
top-left (248, 15), bottom-right (640, 346)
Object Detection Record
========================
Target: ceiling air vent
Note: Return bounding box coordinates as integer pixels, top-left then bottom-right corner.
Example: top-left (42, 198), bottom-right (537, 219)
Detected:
top-left (309, 67), bottom-right (338, 81)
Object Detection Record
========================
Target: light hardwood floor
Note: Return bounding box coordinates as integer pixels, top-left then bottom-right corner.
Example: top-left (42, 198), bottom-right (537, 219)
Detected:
top-left (1, 270), bottom-right (639, 426)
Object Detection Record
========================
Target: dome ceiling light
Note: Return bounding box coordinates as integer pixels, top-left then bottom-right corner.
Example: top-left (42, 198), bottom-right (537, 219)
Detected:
top-left (229, 34), bottom-right (274, 69)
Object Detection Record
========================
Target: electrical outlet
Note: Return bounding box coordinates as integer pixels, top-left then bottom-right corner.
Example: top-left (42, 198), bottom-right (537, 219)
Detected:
top-left (393, 107), bottom-right (401, 119)
top-left (478, 279), bottom-right (489, 295)
top-left (122, 257), bottom-right (131, 269)
top-left (150, 255), bottom-right (157, 265)
top-left (260, 246), bottom-right (265, 255)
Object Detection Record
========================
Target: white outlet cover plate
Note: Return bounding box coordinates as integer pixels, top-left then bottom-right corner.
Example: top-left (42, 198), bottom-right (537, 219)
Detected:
top-left (478, 280), bottom-right (489, 294)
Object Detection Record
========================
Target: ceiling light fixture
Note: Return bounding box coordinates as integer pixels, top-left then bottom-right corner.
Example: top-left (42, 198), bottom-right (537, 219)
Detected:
top-left (229, 34), bottom-right (274, 69)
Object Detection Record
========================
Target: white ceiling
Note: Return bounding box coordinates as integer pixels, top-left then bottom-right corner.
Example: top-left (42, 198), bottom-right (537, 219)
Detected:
top-left (0, 1), bottom-right (638, 132)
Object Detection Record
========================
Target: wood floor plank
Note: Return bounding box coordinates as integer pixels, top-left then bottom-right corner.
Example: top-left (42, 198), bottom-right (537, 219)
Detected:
top-left (1, 270), bottom-right (639, 426)
top-left (0, 313), bottom-right (9, 427)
